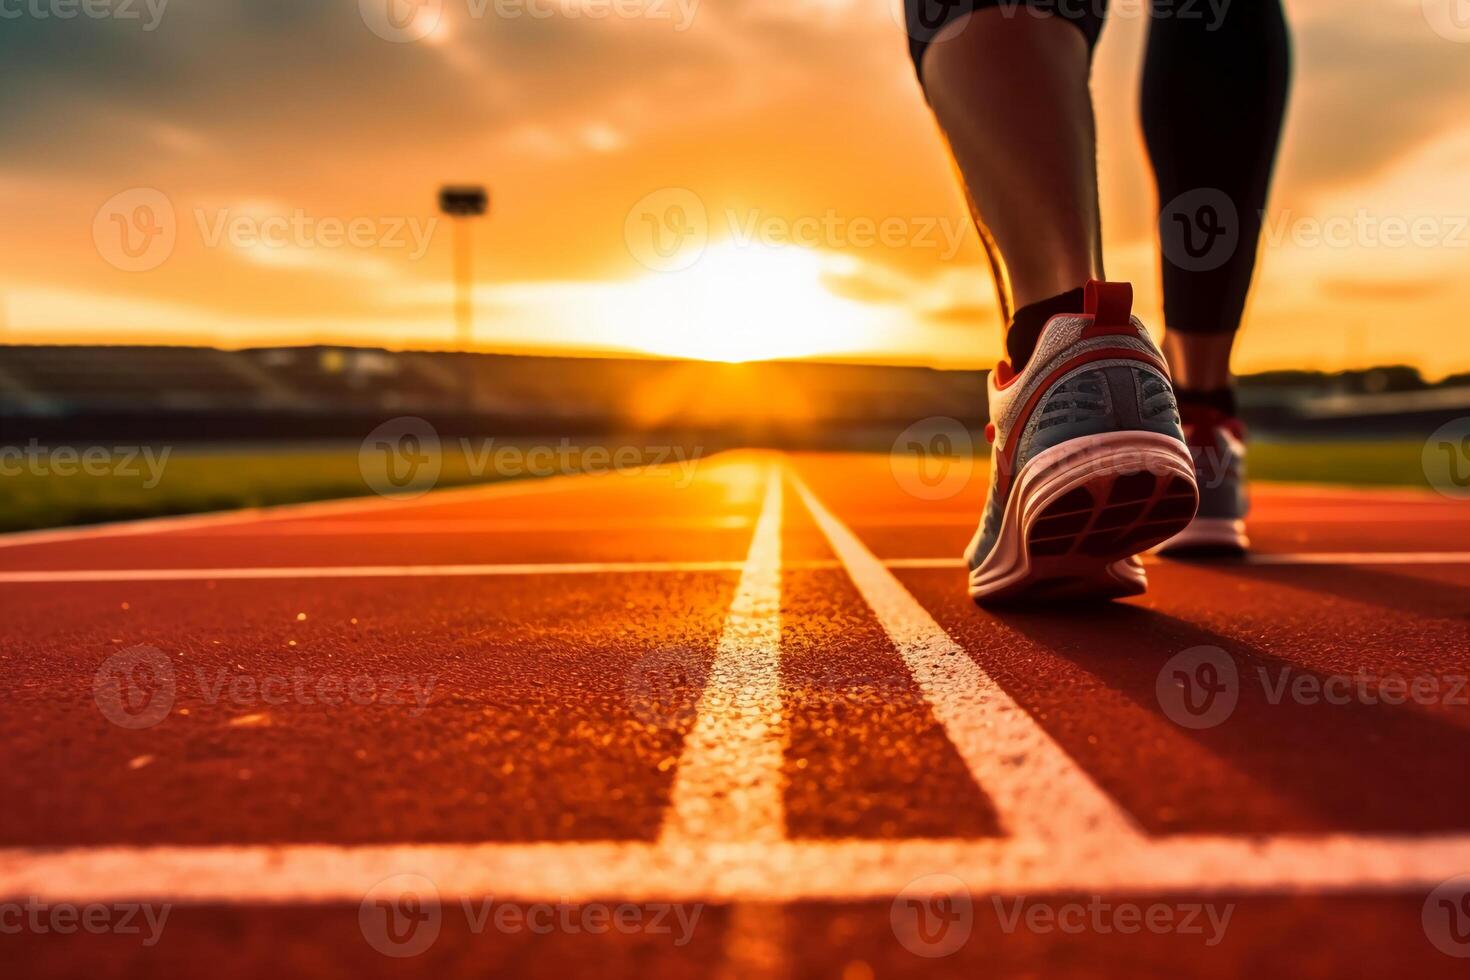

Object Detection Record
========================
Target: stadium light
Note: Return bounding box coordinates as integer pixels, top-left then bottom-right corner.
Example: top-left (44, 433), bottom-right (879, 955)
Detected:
top-left (438, 185), bottom-right (489, 352)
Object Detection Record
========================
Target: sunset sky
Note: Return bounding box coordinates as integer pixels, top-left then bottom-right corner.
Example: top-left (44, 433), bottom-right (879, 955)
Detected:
top-left (2, 0), bottom-right (1470, 376)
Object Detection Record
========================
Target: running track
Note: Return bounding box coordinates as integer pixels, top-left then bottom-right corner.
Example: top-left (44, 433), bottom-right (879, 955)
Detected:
top-left (3, 451), bottom-right (1469, 978)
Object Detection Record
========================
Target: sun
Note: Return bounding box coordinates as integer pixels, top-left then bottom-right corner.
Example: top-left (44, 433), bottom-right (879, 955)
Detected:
top-left (609, 243), bottom-right (888, 363)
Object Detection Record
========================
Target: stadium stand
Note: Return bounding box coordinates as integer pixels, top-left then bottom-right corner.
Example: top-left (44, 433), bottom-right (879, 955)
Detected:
top-left (1, 345), bottom-right (1466, 443)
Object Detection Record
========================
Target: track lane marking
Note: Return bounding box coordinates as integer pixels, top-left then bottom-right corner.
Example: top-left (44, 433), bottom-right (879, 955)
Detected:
top-left (856, 510), bottom-right (1470, 526)
top-left (881, 553), bottom-right (1470, 569)
top-left (660, 466), bottom-right (786, 845)
top-left (3, 454), bottom-right (1464, 903)
top-left (5, 834), bottom-right (1468, 903)
top-left (9, 552), bottom-right (1467, 583)
top-left (186, 515), bottom-right (754, 535)
top-left (1236, 551), bottom-right (1470, 565)
top-left (0, 562), bottom-right (751, 583)
top-left (715, 904), bottom-right (791, 980)
top-left (788, 469), bottom-right (1141, 844)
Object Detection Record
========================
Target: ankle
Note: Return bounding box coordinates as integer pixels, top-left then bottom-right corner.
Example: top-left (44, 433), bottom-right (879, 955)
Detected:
top-left (1005, 286), bottom-right (1086, 371)
top-left (1175, 386), bottom-right (1239, 420)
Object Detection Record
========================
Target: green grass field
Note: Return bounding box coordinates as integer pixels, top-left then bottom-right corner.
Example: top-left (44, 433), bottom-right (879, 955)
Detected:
top-left (1245, 440), bottom-right (1435, 488)
top-left (0, 440), bottom-right (707, 534)
top-left (0, 439), bottom-right (1436, 535)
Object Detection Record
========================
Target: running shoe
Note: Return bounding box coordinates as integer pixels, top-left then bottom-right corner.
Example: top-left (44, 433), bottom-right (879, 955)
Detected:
top-left (1157, 404), bottom-right (1250, 555)
top-left (966, 280), bottom-right (1200, 604)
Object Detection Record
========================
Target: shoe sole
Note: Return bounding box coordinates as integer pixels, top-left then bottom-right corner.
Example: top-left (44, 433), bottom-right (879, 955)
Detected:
top-left (1156, 517), bottom-right (1249, 557)
top-left (968, 431), bottom-right (1200, 605)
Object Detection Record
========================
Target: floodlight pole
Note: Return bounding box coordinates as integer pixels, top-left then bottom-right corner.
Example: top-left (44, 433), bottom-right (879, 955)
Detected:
top-left (438, 186), bottom-right (490, 352)
top-left (452, 218), bottom-right (473, 349)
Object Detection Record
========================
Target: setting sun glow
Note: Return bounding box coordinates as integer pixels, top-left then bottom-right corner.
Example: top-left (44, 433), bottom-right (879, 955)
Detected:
top-left (3, 0), bottom-right (1469, 377)
top-left (605, 244), bottom-right (888, 363)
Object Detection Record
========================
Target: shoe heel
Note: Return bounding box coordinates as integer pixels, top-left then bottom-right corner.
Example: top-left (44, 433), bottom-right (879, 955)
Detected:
top-left (1027, 447), bottom-right (1199, 564)
top-left (970, 432), bottom-right (1199, 604)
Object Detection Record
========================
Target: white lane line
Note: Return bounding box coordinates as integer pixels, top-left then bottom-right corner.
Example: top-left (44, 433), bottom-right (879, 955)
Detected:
top-left (1256, 483), bottom-right (1444, 502)
top-left (790, 470), bottom-right (1140, 844)
top-left (0, 477), bottom-right (589, 550)
top-left (660, 466), bottom-right (785, 845)
top-left (0, 562), bottom-right (750, 583)
top-left (881, 553), bottom-right (1470, 569)
top-left (187, 515), bottom-right (753, 535)
top-left (1241, 551), bottom-right (1470, 565)
top-left (0, 560), bottom-right (844, 584)
top-left (5, 834), bottom-right (1467, 903)
top-left (880, 558), bottom-right (969, 569)
top-left (7, 551), bottom-right (1466, 585)
top-left (856, 509), bottom-right (1470, 526)
top-left (714, 904), bottom-right (791, 980)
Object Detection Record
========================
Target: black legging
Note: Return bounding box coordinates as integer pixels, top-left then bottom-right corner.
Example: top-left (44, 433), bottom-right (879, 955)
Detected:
top-left (906, 0), bottom-right (1292, 336)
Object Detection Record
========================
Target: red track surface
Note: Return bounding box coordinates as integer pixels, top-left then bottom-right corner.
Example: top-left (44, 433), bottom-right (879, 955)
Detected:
top-left (3, 451), bottom-right (1469, 978)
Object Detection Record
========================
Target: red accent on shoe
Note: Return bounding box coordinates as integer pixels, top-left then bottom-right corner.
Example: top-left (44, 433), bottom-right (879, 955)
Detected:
top-left (984, 422), bottom-right (996, 444)
top-left (993, 359), bottom-right (1017, 389)
top-left (1178, 403), bottom-right (1247, 446)
top-left (1080, 280), bottom-right (1139, 339)
top-left (994, 346), bottom-right (1172, 496)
